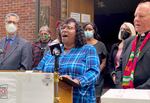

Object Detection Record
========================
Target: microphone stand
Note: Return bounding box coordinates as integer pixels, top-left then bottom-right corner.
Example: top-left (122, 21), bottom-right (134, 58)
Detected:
top-left (54, 55), bottom-right (60, 103)
top-left (52, 46), bottom-right (61, 103)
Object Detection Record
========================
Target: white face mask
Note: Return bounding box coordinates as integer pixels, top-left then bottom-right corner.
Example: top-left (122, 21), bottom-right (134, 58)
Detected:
top-left (84, 31), bottom-right (94, 38)
top-left (5, 23), bottom-right (17, 33)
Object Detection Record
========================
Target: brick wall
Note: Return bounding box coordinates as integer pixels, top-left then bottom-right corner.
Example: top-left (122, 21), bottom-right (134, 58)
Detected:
top-left (0, 0), bottom-right (61, 42)
top-left (0, 0), bottom-right (36, 42)
top-left (50, 0), bottom-right (61, 39)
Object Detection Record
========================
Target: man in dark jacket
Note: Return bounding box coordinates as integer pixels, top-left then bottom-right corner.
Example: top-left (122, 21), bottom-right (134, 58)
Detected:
top-left (0, 13), bottom-right (32, 70)
top-left (116, 0), bottom-right (150, 89)
top-left (32, 25), bottom-right (51, 68)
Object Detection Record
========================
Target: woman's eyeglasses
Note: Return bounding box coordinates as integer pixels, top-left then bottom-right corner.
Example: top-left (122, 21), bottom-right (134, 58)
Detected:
top-left (61, 25), bottom-right (75, 30)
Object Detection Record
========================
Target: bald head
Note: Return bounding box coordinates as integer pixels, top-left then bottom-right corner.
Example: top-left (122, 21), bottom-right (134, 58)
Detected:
top-left (134, 1), bottom-right (150, 34)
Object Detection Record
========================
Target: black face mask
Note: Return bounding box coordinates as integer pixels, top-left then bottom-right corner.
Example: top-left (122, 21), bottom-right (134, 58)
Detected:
top-left (121, 31), bottom-right (130, 40)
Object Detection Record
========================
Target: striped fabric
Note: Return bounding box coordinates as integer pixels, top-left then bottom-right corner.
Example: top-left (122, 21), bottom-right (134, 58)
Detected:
top-left (32, 41), bottom-right (44, 68)
top-left (35, 44), bottom-right (100, 103)
top-left (122, 33), bottom-right (150, 88)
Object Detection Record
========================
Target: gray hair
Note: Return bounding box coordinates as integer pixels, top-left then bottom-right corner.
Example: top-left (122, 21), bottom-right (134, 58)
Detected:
top-left (5, 13), bottom-right (20, 23)
top-left (39, 25), bottom-right (51, 33)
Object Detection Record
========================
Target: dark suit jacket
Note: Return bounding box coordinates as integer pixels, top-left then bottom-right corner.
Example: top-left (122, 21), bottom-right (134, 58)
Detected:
top-left (116, 36), bottom-right (150, 89)
top-left (0, 35), bottom-right (32, 70)
top-left (107, 43), bottom-right (120, 75)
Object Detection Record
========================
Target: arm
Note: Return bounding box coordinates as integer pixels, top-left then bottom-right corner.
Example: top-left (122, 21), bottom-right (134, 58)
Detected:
top-left (33, 53), bottom-right (50, 71)
top-left (21, 42), bottom-right (32, 70)
top-left (98, 42), bottom-right (108, 72)
top-left (100, 43), bottom-right (108, 71)
top-left (107, 44), bottom-right (117, 77)
top-left (32, 42), bottom-right (43, 68)
top-left (115, 40), bottom-right (129, 88)
top-left (76, 46), bottom-right (100, 87)
top-left (100, 58), bottom-right (106, 71)
top-left (115, 56), bottom-right (123, 88)
top-left (32, 43), bottom-right (37, 68)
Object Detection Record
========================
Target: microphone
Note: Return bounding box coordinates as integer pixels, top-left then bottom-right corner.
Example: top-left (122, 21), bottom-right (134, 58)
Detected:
top-left (48, 39), bottom-right (62, 72)
top-left (52, 47), bottom-right (61, 56)
top-left (48, 39), bottom-right (62, 56)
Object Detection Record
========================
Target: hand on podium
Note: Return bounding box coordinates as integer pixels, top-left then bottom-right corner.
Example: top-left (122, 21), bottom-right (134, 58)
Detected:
top-left (60, 75), bottom-right (80, 87)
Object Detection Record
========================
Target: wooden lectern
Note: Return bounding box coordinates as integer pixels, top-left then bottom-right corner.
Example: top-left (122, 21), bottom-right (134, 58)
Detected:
top-left (58, 80), bottom-right (73, 103)
top-left (0, 71), bottom-right (73, 103)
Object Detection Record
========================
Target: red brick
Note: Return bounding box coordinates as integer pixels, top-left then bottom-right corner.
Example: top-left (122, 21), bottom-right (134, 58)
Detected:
top-left (0, 0), bottom-right (61, 42)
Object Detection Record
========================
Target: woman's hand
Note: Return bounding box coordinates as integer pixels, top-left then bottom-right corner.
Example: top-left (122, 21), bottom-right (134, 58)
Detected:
top-left (72, 79), bottom-right (80, 85)
top-left (112, 74), bottom-right (116, 84)
top-left (61, 75), bottom-right (72, 80)
top-left (61, 75), bottom-right (80, 85)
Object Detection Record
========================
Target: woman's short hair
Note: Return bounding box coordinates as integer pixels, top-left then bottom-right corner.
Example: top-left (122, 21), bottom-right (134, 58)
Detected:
top-left (63, 18), bottom-right (86, 48)
top-left (83, 22), bottom-right (101, 40)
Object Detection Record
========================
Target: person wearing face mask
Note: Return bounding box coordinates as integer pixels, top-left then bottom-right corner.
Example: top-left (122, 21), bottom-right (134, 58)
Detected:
top-left (34, 18), bottom-right (100, 103)
top-left (32, 25), bottom-right (52, 68)
top-left (83, 23), bottom-right (108, 103)
top-left (0, 13), bottom-right (32, 70)
top-left (107, 22), bottom-right (136, 87)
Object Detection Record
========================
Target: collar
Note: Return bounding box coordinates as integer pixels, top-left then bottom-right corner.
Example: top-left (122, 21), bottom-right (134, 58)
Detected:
top-left (144, 30), bottom-right (150, 35)
top-left (139, 30), bottom-right (150, 36)
top-left (6, 34), bottom-right (16, 41)
top-left (138, 31), bottom-right (150, 42)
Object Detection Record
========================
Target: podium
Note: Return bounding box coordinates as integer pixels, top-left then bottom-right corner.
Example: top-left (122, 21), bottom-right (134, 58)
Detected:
top-left (0, 71), bottom-right (73, 103)
top-left (101, 89), bottom-right (150, 103)
top-left (58, 79), bottom-right (73, 103)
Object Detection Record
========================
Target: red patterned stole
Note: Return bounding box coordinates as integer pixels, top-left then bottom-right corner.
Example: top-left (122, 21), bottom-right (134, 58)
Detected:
top-left (122, 32), bottom-right (150, 88)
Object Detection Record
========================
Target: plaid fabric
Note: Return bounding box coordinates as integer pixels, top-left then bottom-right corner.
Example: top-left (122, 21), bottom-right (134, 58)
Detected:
top-left (35, 44), bottom-right (100, 103)
top-left (32, 41), bottom-right (44, 68)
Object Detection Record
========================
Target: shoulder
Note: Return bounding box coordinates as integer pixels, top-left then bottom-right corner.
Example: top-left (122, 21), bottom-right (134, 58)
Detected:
top-left (0, 37), bottom-right (7, 45)
top-left (96, 41), bottom-right (105, 46)
top-left (111, 42), bottom-right (119, 50)
top-left (95, 41), bottom-right (107, 49)
top-left (122, 36), bottom-right (135, 54)
top-left (81, 44), bottom-right (97, 53)
top-left (112, 42), bottom-right (119, 47)
top-left (95, 41), bottom-right (108, 53)
top-left (16, 36), bottom-right (31, 44)
top-left (32, 41), bottom-right (41, 47)
top-left (82, 44), bottom-right (96, 49)
top-left (124, 36), bottom-right (135, 45)
top-left (17, 36), bottom-right (28, 42)
top-left (0, 37), bottom-right (6, 42)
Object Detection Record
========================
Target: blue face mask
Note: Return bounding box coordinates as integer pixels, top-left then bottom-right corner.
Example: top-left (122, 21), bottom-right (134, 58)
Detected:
top-left (84, 31), bottom-right (94, 38)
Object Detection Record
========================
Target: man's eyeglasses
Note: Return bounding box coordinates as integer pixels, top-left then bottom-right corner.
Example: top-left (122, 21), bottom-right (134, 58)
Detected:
top-left (6, 21), bottom-right (17, 24)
